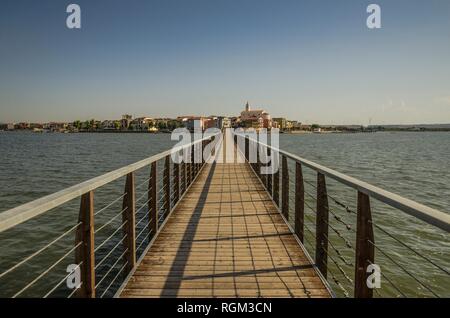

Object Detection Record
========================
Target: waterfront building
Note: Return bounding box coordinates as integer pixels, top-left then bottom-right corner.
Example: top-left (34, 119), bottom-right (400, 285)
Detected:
top-left (273, 117), bottom-right (287, 130)
top-left (43, 122), bottom-right (68, 132)
top-left (290, 121), bottom-right (304, 130)
top-left (179, 116), bottom-right (207, 132)
top-left (121, 114), bottom-right (133, 130)
top-left (240, 102), bottom-right (271, 129)
top-left (101, 120), bottom-right (120, 131)
top-left (130, 117), bottom-right (154, 131)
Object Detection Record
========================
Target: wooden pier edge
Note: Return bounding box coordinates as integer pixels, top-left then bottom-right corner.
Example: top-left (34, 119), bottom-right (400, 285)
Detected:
top-left (113, 152), bottom-right (211, 298)
top-left (235, 141), bottom-right (336, 298)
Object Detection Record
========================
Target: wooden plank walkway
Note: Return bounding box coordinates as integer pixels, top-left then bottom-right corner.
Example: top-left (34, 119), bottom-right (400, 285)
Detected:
top-left (119, 157), bottom-right (331, 298)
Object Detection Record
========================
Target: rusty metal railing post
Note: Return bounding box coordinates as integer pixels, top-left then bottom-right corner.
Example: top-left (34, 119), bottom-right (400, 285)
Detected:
top-left (187, 156), bottom-right (191, 187)
top-left (197, 142), bottom-right (201, 173)
top-left (149, 162), bottom-right (157, 234)
top-left (281, 156), bottom-right (289, 220)
top-left (174, 162), bottom-right (180, 204)
top-left (75, 191), bottom-right (95, 298)
top-left (256, 143), bottom-right (262, 181)
top-left (164, 156), bottom-right (171, 220)
top-left (267, 148), bottom-right (272, 196)
top-left (315, 172), bottom-right (329, 278)
top-left (295, 163), bottom-right (305, 242)
top-left (193, 144), bottom-right (197, 176)
top-left (273, 154), bottom-right (280, 206)
top-left (202, 140), bottom-right (205, 165)
top-left (122, 172), bottom-right (136, 273)
top-left (260, 144), bottom-right (266, 186)
top-left (181, 162), bottom-right (186, 194)
top-left (245, 137), bottom-right (249, 161)
top-left (191, 144), bottom-right (195, 182)
top-left (355, 191), bottom-right (375, 298)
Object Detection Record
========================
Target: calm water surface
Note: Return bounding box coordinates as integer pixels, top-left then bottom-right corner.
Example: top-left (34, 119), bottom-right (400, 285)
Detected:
top-left (0, 131), bottom-right (448, 297)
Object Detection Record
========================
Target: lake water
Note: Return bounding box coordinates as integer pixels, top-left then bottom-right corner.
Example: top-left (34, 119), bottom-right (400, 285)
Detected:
top-left (0, 131), bottom-right (448, 297)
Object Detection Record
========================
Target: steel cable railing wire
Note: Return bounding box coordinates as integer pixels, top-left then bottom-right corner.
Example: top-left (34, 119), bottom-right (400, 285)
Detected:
top-left (0, 135), bottom-right (217, 298)
top-left (43, 261), bottom-right (82, 298)
top-left (95, 234), bottom-right (128, 270)
top-left (95, 247), bottom-right (128, 290)
top-left (135, 210), bottom-right (152, 229)
top-left (136, 229), bottom-right (153, 252)
top-left (135, 223), bottom-right (150, 242)
top-left (135, 199), bottom-right (151, 214)
top-left (368, 220), bottom-right (450, 276)
top-left (320, 234), bottom-right (354, 267)
top-left (95, 220), bottom-right (128, 253)
top-left (300, 180), bottom-right (443, 298)
top-left (303, 219), bottom-right (351, 298)
top-left (326, 266), bottom-right (350, 298)
top-left (367, 259), bottom-right (406, 297)
top-left (100, 261), bottom-right (129, 298)
top-left (301, 178), bottom-right (356, 215)
top-left (157, 193), bottom-right (166, 205)
top-left (316, 250), bottom-right (351, 298)
top-left (95, 193), bottom-right (127, 216)
top-left (67, 282), bottom-right (82, 298)
top-left (299, 218), bottom-right (316, 249)
top-left (157, 183), bottom-right (168, 197)
top-left (304, 208), bottom-right (354, 297)
top-left (326, 251), bottom-right (353, 285)
top-left (293, 171), bottom-right (447, 296)
top-left (12, 241), bottom-right (82, 298)
top-left (95, 206), bottom-right (127, 234)
top-left (368, 239), bottom-right (440, 297)
top-left (290, 183), bottom-right (355, 235)
top-left (324, 219), bottom-right (354, 250)
top-left (135, 191), bottom-right (150, 205)
top-left (0, 222), bottom-right (81, 280)
top-left (135, 177), bottom-right (151, 190)
top-left (304, 174), bottom-right (446, 296)
top-left (158, 209), bottom-right (168, 224)
top-left (303, 212), bottom-right (354, 267)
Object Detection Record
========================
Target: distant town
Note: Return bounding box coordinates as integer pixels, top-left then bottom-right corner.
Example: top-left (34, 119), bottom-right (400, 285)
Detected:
top-left (1, 102), bottom-right (450, 133)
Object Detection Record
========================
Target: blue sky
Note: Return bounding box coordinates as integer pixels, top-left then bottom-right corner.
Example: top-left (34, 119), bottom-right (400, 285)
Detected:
top-left (1, 0), bottom-right (449, 124)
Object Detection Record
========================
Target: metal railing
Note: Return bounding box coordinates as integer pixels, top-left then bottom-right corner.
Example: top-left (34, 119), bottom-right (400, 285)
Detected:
top-left (0, 134), bottom-right (217, 298)
top-left (234, 133), bottom-right (450, 298)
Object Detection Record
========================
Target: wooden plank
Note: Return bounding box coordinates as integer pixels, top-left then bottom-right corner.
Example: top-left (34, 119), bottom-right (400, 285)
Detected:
top-left (149, 162), bottom-right (157, 234)
top-left (267, 148), bottom-right (272, 195)
top-left (315, 172), bottom-right (329, 279)
top-left (281, 155), bottom-right (289, 220)
top-left (120, 133), bottom-right (329, 299)
top-left (191, 145), bottom-right (195, 181)
top-left (354, 191), bottom-right (375, 298)
top-left (174, 162), bottom-right (180, 204)
top-left (295, 162), bottom-right (305, 242)
top-left (164, 156), bottom-right (171, 219)
top-left (181, 162), bottom-right (186, 194)
top-left (122, 172), bottom-right (136, 272)
top-left (75, 191), bottom-right (95, 298)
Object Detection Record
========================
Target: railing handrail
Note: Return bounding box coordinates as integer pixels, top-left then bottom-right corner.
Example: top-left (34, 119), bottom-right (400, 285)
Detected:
top-left (0, 133), bottom-right (218, 233)
top-left (234, 132), bottom-right (450, 233)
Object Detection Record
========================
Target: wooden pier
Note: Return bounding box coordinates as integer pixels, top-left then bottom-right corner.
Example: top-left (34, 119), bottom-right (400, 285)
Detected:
top-left (119, 162), bottom-right (330, 298)
top-left (0, 131), bottom-right (448, 298)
